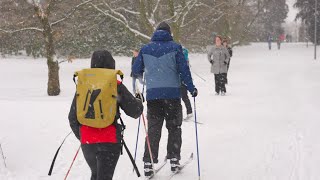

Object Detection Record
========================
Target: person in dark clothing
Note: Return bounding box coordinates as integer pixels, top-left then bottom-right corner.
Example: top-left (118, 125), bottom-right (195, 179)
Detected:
top-left (68, 50), bottom-right (143, 180)
top-left (276, 38), bottom-right (280, 50)
top-left (207, 35), bottom-right (230, 96)
top-left (222, 39), bottom-right (233, 84)
top-left (181, 47), bottom-right (193, 118)
top-left (132, 22), bottom-right (197, 177)
top-left (267, 34), bottom-right (273, 50)
top-left (130, 49), bottom-right (144, 93)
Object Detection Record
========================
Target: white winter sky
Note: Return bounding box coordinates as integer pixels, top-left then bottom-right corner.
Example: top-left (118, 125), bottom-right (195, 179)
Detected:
top-left (286, 0), bottom-right (299, 22)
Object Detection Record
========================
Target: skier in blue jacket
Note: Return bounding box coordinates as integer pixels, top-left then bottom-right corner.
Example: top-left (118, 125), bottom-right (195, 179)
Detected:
top-left (132, 22), bottom-right (197, 177)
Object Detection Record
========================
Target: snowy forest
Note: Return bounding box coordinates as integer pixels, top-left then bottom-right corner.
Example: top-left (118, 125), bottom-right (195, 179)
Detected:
top-left (0, 0), bottom-right (289, 58)
top-left (0, 0), bottom-right (290, 96)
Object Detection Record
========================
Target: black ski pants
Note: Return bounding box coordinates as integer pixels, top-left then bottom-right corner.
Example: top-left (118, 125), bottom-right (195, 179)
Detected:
top-left (181, 84), bottom-right (192, 114)
top-left (214, 73), bottom-right (227, 93)
top-left (143, 99), bottom-right (183, 163)
top-left (226, 60), bottom-right (231, 84)
top-left (81, 143), bottom-right (121, 180)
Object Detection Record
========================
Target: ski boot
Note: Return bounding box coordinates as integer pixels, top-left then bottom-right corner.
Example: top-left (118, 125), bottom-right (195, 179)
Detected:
top-left (170, 158), bottom-right (180, 172)
top-left (144, 162), bottom-right (154, 177)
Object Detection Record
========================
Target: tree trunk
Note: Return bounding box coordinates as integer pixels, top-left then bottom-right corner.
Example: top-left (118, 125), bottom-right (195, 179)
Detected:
top-left (167, 0), bottom-right (181, 43)
top-left (47, 60), bottom-right (60, 96)
top-left (33, 4), bottom-right (61, 96)
top-left (43, 18), bottom-right (60, 96)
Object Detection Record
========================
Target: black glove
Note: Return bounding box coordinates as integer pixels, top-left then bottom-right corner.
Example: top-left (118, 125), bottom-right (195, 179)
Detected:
top-left (135, 93), bottom-right (145, 102)
top-left (191, 88), bottom-right (198, 97)
top-left (210, 60), bottom-right (213, 64)
top-left (224, 61), bottom-right (228, 65)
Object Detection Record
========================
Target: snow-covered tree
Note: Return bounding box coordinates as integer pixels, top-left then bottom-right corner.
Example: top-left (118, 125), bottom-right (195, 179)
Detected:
top-left (0, 0), bottom-right (92, 96)
top-left (295, 0), bottom-right (320, 44)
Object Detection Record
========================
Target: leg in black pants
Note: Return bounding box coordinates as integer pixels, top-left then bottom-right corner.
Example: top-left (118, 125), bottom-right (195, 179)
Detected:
top-left (164, 99), bottom-right (182, 160)
top-left (181, 84), bottom-right (192, 114)
top-left (143, 99), bottom-right (183, 162)
top-left (143, 100), bottom-right (165, 163)
top-left (226, 60), bottom-right (231, 84)
top-left (81, 143), bottom-right (121, 180)
top-left (220, 73), bottom-right (227, 93)
top-left (214, 74), bottom-right (220, 94)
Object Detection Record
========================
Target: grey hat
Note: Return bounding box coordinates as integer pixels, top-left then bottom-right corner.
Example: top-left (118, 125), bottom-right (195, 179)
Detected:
top-left (156, 22), bottom-right (171, 34)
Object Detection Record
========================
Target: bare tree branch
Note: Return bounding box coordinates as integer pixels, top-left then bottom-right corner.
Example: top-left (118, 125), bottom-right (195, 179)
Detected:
top-left (51, 0), bottom-right (93, 26)
top-left (180, 1), bottom-right (226, 28)
top-left (0, 27), bottom-right (43, 34)
top-left (89, 2), bottom-right (151, 41)
top-left (114, 7), bottom-right (140, 15)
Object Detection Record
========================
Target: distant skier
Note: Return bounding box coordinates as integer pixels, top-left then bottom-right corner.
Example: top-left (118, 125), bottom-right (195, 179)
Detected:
top-left (181, 47), bottom-right (193, 120)
top-left (130, 49), bottom-right (144, 93)
top-left (132, 22), bottom-right (197, 177)
top-left (276, 35), bottom-right (281, 50)
top-left (222, 39), bottom-right (233, 84)
top-left (68, 50), bottom-right (143, 180)
top-left (267, 34), bottom-right (273, 50)
top-left (207, 35), bottom-right (230, 96)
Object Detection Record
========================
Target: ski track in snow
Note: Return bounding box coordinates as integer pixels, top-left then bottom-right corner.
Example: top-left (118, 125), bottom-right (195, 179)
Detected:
top-left (0, 43), bottom-right (320, 180)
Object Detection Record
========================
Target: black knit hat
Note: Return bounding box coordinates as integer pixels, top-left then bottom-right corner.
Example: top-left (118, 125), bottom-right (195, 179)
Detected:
top-left (90, 50), bottom-right (115, 69)
top-left (156, 22), bottom-right (171, 34)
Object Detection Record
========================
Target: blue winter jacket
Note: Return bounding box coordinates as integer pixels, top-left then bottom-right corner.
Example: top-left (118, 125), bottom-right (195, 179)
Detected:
top-left (132, 30), bottom-right (195, 101)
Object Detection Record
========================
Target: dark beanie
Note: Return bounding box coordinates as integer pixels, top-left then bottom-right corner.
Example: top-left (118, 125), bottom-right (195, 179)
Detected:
top-left (156, 22), bottom-right (171, 34)
top-left (90, 50), bottom-right (115, 69)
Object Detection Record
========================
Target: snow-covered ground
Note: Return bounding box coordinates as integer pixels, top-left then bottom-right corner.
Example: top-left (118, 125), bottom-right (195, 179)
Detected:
top-left (0, 43), bottom-right (320, 180)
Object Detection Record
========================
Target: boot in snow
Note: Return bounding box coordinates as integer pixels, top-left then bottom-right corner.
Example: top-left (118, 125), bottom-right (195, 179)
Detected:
top-left (170, 158), bottom-right (180, 172)
top-left (144, 162), bottom-right (154, 177)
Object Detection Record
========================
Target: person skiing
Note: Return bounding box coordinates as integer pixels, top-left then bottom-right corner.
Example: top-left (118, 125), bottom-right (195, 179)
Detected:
top-left (68, 50), bottom-right (144, 180)
top-left (222, 39), bottom-right (233, 84)
top-left (207, 35), bottom-right (230, 96)
top-left (267, 34), bottom-right (273, 50)
top-left (132, 22), bottom-right (197, 177)
top-left (181, 47), bottom-right (193, 120)
top-left (276, 35), bottom-right (281, 50)
top-left (130, 49), bottom-right (144, 93)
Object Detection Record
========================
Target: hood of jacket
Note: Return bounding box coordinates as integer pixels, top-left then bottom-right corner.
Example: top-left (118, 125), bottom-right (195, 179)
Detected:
top-left (151, 30), bottom-right (173, 42)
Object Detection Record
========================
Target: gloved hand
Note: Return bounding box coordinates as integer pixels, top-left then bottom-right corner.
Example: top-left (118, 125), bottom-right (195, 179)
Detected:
top-left (210, 60), bottom-right (213, 64)
top-left (135, 93), bottom-right (145, 102)
top-left (191, 88), bottom-right (198, 97)
top-left (224, 61), bottom-right (228, 65)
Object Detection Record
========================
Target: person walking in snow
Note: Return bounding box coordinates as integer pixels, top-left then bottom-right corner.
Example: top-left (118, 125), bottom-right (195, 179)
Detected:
top-left (181, 47), bottom-right (193, 120)
top-left (222, 39), bottom-right (233, 84)
top-left (130, 49), bottom-right (144, 93)
top-left (208, 35), bottom-right (230, 96)
top-left (267, 34), bottom-right (273, 50)
top-left (68, 50), bottom-right (143, 180)
top-left (132, 22), bottom-right (197, 177)
top-left (276, 35), bottom-right (281, 50)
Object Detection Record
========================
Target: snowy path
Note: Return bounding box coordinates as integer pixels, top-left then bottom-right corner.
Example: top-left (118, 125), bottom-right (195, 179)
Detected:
top-left (0, 43), bottom-right (320, 180)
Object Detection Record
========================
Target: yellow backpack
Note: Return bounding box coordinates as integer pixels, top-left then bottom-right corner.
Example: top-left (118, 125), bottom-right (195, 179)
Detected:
top-left (73, 68), bottom-right (124, 128)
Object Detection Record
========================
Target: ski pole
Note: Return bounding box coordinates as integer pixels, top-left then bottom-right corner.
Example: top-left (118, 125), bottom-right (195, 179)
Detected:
top-left (193, 97), bottom-right (201, 179)
top-left (64, 145), bottom-right (81, 180)
top-left (133, 116), bottom-right (141, 172)
top-left (136, 87), bottom-right (155, 174)
top-left (191, 70), bottom-right (206, 82)
top-left (48, 131), bottom-right (72, 176)
top-left (141, 112), bottom-right (155, 174)
top-left (0, 143), bottom-right (6, 168)
top-left (133, 79), bottom-right (146, 172)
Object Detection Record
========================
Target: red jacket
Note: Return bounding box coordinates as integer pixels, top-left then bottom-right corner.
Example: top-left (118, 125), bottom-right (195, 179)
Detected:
top-left (80, 124), bottom-right (117, 144)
